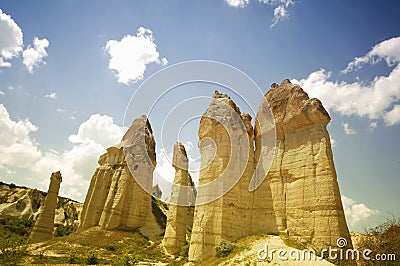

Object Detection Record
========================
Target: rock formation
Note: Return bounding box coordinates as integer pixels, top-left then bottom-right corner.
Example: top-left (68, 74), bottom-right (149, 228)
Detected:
top-left (188, 83), bottom-right (351, 262)
top-left (257, 79), bottom-right (351, 248)
top-left (80, 115), bottom-right (165, 239)
top-left (162, 142), bottom-right (196, 255)
top-left (0, 182), bottom-right (81, 234)
top-left (29, 171), bottom-right (62, 243)
top-left (189, 91), bottom-right (273, 262)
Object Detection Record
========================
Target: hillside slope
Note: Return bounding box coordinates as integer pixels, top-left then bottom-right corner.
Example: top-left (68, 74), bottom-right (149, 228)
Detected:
top-left (0, 181), bottom-right (82, 237)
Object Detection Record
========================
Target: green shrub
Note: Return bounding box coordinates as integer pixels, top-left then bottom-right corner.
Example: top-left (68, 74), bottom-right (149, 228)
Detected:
top-left (0, 234), bottom-right (27, 265)
top-left (86, 250), bottom-right (99, 265)
top-left (67, 248), bottom-right (78, 264)
top-left (214, 239), bottom-right (236, 258)
top-left (54, 223), bottom-right (74, 237)
top-left (180, 244), bottom-right (190, 258)
top-left (112, 253), bottom-right (140, 266)
top-left (0, 215), bottom-right (33, 236)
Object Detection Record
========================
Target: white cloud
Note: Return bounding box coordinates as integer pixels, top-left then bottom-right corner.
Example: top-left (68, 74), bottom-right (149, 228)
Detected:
top-left (68, 114), bottom-right (122, 147)
top-left (0, 9), bottom-right (23, 68)
top-left (330, 137), bottom-right (336, 147)
top-left (271, 1), bottom-right (294, 28)
top-left (383, 104), bottom-right (400, 126)
top-left (22, 37), bottom-right (49, 73)
top-left (342, 195), bottom-right (379, 228)
top-left (56, 108), bottom-right (66, 112)
top-left (155, 148), bottom-right (175, 183)
top-left (369, 121), bottom-right (378, 130)
top-left (224, 0), bottom-right (295, 27)
top-left (292, 65), bottom-right (400, 125)
top-left (0, 104), bottom-right (123, 201)
top-left (0, 90), bottom-right (4, 96)
top-left (8, 85), bottom-right (15, 90)
top-left (105, 27), bottom-right (167, 85)
top-left (225, 0), bottom-right (250, 8)
top-left (342, 36), bottom-right (400, 74)
top-left (45, 92), bottom-right (57, 99)
top-left (0, 104), bottom-right (42, 169)
top-left (34, 114), bottom-right (123, 200)
top-left (342, 122), bottom-right (356, 135)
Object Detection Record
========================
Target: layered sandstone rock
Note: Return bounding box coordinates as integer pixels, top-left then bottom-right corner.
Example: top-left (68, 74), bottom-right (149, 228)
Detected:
top-left (188, 91), bottom-right (269, 262)
top-left (80, 115), bottom-right (165, 239)
top-left (162, 142), bottom-right (196, 255)
top-left (29, 171), bottom-right (62, 243)
top-left (256, 79), bottom-right (351, 248)
top-left (188, 84), bottom-right (351, 262)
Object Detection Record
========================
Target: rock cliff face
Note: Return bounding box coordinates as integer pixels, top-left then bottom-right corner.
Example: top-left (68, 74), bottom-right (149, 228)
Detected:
top-left (257, 79), bottom-right (351, 248)
top-left (188, 83), bottom-right (351, 262)
top-left (29, 171), bottom-right (62, 243)
top-left (80, 115), bottom-right (165, 240)
top-left (162, 142), bottom-right (195, 255)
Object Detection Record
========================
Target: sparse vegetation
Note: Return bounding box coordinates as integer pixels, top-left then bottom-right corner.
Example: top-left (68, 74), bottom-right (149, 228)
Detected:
top-left (67, 248), bottom-right (78, 264)
top-left (357, 215), bottom-right (400, 265)
top-left (54, 223), bottom-right (75, 237)
top-left (112, 252), bottom-right (141, 266)
top-left (0, 215), bottom-right (33, 236)
top-left (85, 250), bottom-right (99, 264)
top-left (0, 234), bottom-right (27, 266)
top-left (180, 243), bottom-right (190, 258)
top-left (214, 239), bottom-right (236, 258)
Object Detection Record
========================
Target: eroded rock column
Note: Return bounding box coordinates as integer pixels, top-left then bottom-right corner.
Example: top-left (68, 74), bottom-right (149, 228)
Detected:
top-left (80, 116), bottom-right (164, 240)
top-left (162, 142), bottom-right (196, 255)
top-left (29, 171), bottom-right (62, 243)
top-left (188, 91), bottom-right (255, 262)
top-left (261, 80), bottom-right (352, 248)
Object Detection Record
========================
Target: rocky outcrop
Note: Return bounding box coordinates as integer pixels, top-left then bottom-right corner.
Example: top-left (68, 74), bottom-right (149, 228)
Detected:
top-left (162, 142), bottom-right (196, 255)
top-left (0, 182), bottom-right (82, 237)
top-left (29, 171), bottom-right (62, 243)
top-left (80, 115), bottom-right (165, 240)
top-left (189, 91), bottom-right (270, 262)
top-left (257, 79), bottom-right (351, 248)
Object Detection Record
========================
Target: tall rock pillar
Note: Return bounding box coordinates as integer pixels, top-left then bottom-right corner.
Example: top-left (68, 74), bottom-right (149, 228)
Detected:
top-left (162, 142), bottom-right (196, 255)
top-left (29, 171), bottom-right (62, 243)
top-left (188, 91), bottom-right (256, 262)
top-left (261, 79), bottom-right (352, 248)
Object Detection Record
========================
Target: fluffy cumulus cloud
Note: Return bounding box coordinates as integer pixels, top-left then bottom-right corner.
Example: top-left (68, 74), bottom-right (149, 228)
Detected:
top-left (34, 114), bottom-right (123, 200)
top-left (0, 9), bottom-right (49, 72)
top-left (292, 37), bottom-right (400, 126)
top-left (105, 27), bottom-right (168, 85)
top-left (342, 36), bottom-right (400, 74)
top-left (342, 195), bottom-right (379, 228)
top-left (225, 0), bottom-right (295, 27)
top-left (22, 37), bottom-right (49, 73)
top-left (225, 0), bottom-right (250, 8)
top-left (0, 104), bottom-right (123, 201)
top-left (0, 104), bottom-right (42, 169)
top-left (0, 9), bottom-right (23, 67)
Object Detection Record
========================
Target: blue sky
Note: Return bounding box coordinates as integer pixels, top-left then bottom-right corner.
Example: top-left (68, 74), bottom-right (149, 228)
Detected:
top-left (0, 0), bottom-right (399, 232)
